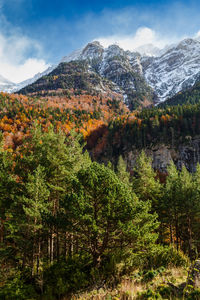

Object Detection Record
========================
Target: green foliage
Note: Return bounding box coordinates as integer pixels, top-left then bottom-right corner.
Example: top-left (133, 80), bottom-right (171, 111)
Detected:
top-left (2, 121), bottom-right (200, 299)
top-left (0, 270), bottom-right (38, 300)
top-left (0, 126), bottom-right (163, 299)
top-left (66, 162), bottom-right (158, 266)
top-left (161, 161), bottom-right (200, 257)
top-left (116, 155), bottom-right (131, 187)
top-left (132, 151), bottom-right (161, 206)
top-left (137, 288), bottom-right (162, 299)
top-left (131, 244), bottom-right (188, 271)
top-left (43, 258), bottom-right (90, 299)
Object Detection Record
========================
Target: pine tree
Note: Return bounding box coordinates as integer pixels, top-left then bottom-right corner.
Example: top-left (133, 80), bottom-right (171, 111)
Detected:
top-left (163, 161), bottom-right (180, 250)
top-left (22, 165), bottom-right (50, 276)
top-left (132, 151), bottom-right (161, 209)
top-left (66, 162), bottom-right (158, 266)
top-left (116, 155), bottom-right (131, 187)
top-left (16, 125), bottom-right (91, 263)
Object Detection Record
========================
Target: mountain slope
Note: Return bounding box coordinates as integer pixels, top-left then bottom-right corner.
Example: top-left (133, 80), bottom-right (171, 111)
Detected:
top-left (18, 42), bottom-right (154, 109)
top-left (2, 36), bottom-right (198, 107)
top-left (159, 81), bottom-right (200, 107)
top-left (59, 38), bottom-right (200, 105)
top-left (143, 38), bottom-right (200, 102)
top-left (0, 74), bottom-right (16, 92)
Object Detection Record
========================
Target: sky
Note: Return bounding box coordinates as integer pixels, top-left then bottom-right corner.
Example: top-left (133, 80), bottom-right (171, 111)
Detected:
top-left (1, 0), bottom-right (200, 83)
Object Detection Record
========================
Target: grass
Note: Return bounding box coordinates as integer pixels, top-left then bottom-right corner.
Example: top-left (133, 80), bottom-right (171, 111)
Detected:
top-left (69, 267), bottom-right (188, 299)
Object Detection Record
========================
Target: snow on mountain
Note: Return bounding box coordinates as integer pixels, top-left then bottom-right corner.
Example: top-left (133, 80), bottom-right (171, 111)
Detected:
top-left (0, 75), bottom-right (16, 92)
top-left (3, 36), bottom-right (200, 105)
top-left (60, 38), bottom-right (200, 104)
top-left (143, 38), bottom-right (200, 102)
top-left (62, 41), bottom-right (104, 63)
top-left (13, 65), bottom-right (56, 92)
top-left (0, 65), bottom-right (56, 93)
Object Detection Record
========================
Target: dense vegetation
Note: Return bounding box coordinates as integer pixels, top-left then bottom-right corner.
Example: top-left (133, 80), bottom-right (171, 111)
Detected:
top-left (19, 60), bottom-right (154, 110)
top-left (2, 89), bottom-right (200, 298)
top-left (0, 125), bottom-right (190, 299)
top-left (91, 100), bottom-right (200, 162)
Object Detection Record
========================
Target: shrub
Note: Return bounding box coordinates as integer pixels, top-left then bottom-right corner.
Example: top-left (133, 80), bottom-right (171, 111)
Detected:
top-left (132, 245), bottom-right (189, 271)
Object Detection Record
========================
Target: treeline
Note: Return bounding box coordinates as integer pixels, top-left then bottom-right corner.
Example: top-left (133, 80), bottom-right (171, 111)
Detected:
top-left (94, 99), bottom-right (200, 159)
top-left (0, 126), bottom-right (188, 299)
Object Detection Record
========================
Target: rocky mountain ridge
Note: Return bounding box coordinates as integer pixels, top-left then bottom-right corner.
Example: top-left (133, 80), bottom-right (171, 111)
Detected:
top-left (59, 38), bottom-right (200, 104)
top-left (18, 41), bottom-right (154, 109)
top-left (2, 37), bottom-right (200, 106)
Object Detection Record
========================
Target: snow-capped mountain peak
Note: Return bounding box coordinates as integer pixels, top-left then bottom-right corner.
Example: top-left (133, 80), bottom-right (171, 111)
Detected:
top-left (2, 36), bottom-right (200, 106)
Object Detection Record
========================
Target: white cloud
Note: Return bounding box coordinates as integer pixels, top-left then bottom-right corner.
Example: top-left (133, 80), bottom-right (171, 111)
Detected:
top-left (96, 27), bottom-right (182, 51)
top-left (195, 30), bottom-right (200, 38)
top-left (0, 31), bottom-right (49, 83)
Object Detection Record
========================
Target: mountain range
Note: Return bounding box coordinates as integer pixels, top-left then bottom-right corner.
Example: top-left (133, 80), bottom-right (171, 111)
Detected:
top-left (2, 36), bottom-right (200, 108)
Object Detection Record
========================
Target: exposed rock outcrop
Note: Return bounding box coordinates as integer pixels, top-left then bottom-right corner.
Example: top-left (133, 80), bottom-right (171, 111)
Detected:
top-left (115, 137), bottom-right (200, 172)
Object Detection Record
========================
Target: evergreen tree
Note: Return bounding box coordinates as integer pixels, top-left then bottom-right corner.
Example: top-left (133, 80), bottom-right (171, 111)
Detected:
top-left (163, 161), bottom-right (181, 250)
top-left (66, 162), bottom-right (158, 266)
top-left (132, 151), bottom-right (161, 209)
top-left (22, 165), bottom-right (50, 276)
top-left (116, 155), bottom-right (131, 187)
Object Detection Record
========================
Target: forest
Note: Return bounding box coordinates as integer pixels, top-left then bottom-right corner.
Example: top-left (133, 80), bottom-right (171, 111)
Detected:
top-left (1, 91), bottom-right (200, 299)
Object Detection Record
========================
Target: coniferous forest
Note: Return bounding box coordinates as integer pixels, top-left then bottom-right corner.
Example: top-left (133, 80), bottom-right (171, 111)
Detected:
top-left (3, 0), bottom-right (200, 298)
top-left (2, 90), bottom-right (200, 299)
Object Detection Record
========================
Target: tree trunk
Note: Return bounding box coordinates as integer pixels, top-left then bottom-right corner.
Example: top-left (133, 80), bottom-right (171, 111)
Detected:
top-left (48, 233), bottom-right (51, 263)
top-left (51, 231), bottom-right (54, 263)
top-left (188, 216), bottom-right (193, 259)
top-left (170, 224), bottom-right (173, 244)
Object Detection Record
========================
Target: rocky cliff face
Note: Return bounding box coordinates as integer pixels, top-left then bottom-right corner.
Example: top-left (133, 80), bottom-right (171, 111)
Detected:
top-left (123, 137), bottom-right (200, 172)
top-left (143, 38), bottom-right (200, 103)
top-left (62, 41), bottom-right (155, 108)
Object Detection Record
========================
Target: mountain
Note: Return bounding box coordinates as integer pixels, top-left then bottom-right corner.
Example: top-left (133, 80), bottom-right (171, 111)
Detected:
top-left (134, 43), bottom-right (162, 56)
top-left (0, 74), bottom-right (16, 93)
top-left (13, 65), bottom-right (56, 92)
top-left (58, 38), bottom-right (200, 105)
top-left (143, 38), bottom-right (200, 103)
top-left (0, 36), bottom-right (196, 108)
top-left (0, 65), bottom-right (55, 94)
top-left (18, 41), bottom-right (154, 109)
top-left (159, 81), bottom-right (200, 107)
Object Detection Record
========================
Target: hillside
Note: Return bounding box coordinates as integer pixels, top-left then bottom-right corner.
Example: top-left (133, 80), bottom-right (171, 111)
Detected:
top-left (159, 81), bottom-right (200, 107)
top-left (2, 89), bottom-right (200, 172)
top-left (18, 49), bottom-right (154, 110)
top-left (2, 89), bottom-right (200, 298)
top-left (1, 90), bottom-right (200, 299)
top-left (3, 38), bottom-right (198, 109)
top-left (86, 100), bottom-right (200, 172)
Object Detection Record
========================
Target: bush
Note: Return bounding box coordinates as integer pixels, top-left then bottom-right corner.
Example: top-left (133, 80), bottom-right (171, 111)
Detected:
top-left (0, 270), bottom-right (38, 300)
top-left (137, 288), bottom-right (162, 299)
top-left (142, 270), bottom-right (158, 282)
top-left (43, 257), bottom-right (90, 299)
top-left (132, 245), bottom-right (189, 271)
top-left (187, 289), bottom-right (200, 300)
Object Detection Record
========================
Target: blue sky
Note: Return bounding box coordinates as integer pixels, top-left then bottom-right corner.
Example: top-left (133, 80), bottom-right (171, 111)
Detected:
top-left (0, 0), bottom-right (200, 82)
